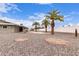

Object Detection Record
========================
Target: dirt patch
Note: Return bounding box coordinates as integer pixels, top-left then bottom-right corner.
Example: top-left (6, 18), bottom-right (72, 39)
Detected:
top-left (45, 38), bottom-right (70, 46)
top-left (15, 38), bottom-right (28, 42)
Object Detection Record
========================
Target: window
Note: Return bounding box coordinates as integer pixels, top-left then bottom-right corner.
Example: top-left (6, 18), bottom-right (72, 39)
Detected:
top-left (3, 26), bottom-right (7, 28)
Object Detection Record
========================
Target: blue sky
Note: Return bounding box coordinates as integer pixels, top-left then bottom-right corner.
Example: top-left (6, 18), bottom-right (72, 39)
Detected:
top-left (0, 3), bottom-right (79, 28)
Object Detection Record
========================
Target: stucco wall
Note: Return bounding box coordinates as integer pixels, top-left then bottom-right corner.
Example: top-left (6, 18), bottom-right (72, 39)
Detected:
top-left (0, 25), bottom-right (18, 33)
top-left (55, 26), bottom-right (79, 33)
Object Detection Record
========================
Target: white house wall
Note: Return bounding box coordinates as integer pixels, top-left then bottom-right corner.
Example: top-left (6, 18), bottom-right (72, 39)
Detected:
top-left (55, 26), bottom-right (79, 33)
top-left (0, 26), bottom-right (17, 33)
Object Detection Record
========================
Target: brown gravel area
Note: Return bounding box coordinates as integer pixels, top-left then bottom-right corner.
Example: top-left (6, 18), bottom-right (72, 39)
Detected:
top-left (0, 32), bottom-right (79, 56)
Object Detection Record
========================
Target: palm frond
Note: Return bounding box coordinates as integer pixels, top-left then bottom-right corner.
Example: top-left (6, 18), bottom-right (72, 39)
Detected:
top-left (56, 16), bottom-right (64, 21)
top-left (42, 18), bottom-right (50, 26)
top-left (47, 9), bottom-right (64, 21)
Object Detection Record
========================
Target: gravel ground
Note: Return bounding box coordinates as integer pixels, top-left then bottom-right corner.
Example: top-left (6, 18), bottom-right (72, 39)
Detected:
top-left (0, 32), bottom-right (79, 56)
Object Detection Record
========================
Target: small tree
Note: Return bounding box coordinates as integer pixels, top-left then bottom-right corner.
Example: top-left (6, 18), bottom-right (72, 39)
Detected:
top-left (42, 17), bottom-right (50, 32)
top-left (47, 9), bottom-right (64, 34)
top-left (32, 22), bottom-right (40, 32)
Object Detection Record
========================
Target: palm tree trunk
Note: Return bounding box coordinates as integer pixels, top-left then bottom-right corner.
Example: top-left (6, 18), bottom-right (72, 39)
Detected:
top-left (51, 20), bottom-right (54, 34)
top-left (35, 29), bottom-right (37, 32)
top-left (35, 25), bottom-right (37, 32)
top-left (45, 26), bottom-right (47, 32)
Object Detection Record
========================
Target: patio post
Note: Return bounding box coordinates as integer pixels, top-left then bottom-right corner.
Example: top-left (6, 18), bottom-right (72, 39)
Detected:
top-left (75, 29), bottom-right (77, 37)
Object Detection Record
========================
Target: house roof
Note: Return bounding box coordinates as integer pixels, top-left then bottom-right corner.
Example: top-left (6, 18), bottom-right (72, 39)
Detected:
top-left (0, 20), bottom-right (28, 29)
top-left (0, 19), bottom-right (10, 23)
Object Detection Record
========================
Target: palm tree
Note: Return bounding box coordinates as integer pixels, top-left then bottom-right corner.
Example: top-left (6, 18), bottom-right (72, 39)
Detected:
top-left (32, 22), bottom-right (40, 32)
top-left (42, 17), bottom-right (50, 32)
top-left (47, 9), bottom-right (64, 34)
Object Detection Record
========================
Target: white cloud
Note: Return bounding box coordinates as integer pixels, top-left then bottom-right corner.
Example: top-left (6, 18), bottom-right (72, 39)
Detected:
top-left (28, 13), bottom-right (46, 24)
top-left (65, 17), bottom-right (73, 21)
top-left (0, 13), bottom-right (47, 28)
top-left (0, 17), bottom-right (32, 28)
top-left (7, 3), bottom-right (21, 12)
top-left (0, 3), bottom-right (21, 13)
top-left (64, 11), bottom-right (79, 22)
top-left (36, 3), bottom-right (52, 5)
top-left (0, 4), bottom-right (8, 13)
top-left (27, 13), bottom-right (47, 28)
top-left (64, 14), bottom-right (73, 21)
top-left (70, 11), bottom-right (79, 15)
top-left (76, 23), bottom-right (79, 26)
top-left (28, 13), bottom-right (46, 20)
top-left (64, 15), bottom-right (71, 18)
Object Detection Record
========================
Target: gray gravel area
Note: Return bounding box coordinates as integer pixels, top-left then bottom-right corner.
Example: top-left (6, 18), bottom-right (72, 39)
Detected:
top-left (0, 32), bottom-right (79, 56)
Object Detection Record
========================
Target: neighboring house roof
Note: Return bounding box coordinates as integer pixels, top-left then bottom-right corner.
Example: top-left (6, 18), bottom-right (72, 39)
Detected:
top-left (0, 19), bottom-right (28, 29)
top-left (0, 19), bottom-right (10, 23)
